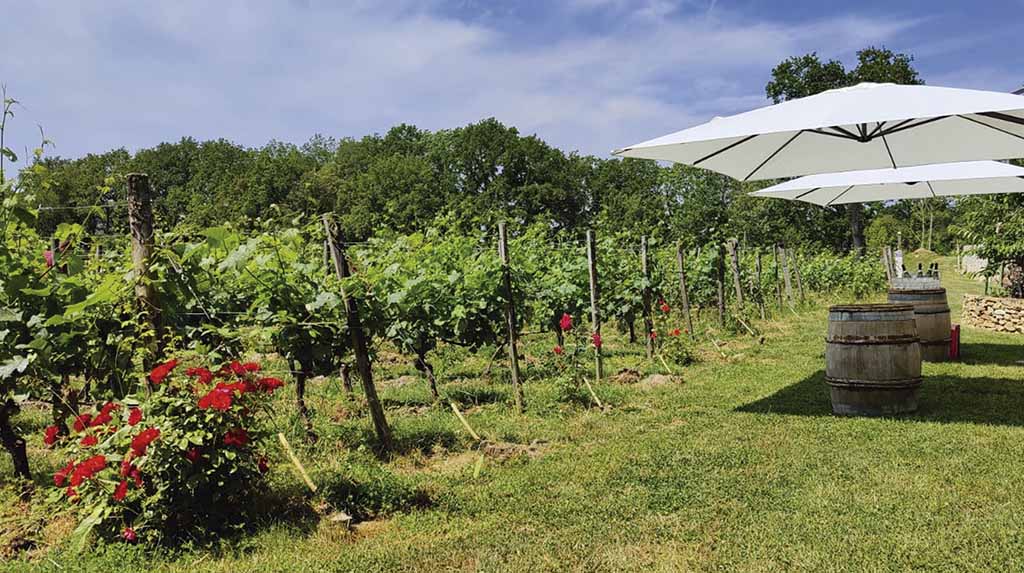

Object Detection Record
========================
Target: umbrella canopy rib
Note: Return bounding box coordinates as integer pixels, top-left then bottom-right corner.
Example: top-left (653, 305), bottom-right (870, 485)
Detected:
top-left (691, 134), bottom-right (758, 166)
top-left (825, 185), bottom-right (856, 206)
top-left (743, 130), bottom-right (805, 181)
top-left (959, 114), bottom-right (1024, 142)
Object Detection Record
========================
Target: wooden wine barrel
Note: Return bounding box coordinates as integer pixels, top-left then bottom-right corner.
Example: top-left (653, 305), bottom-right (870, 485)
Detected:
top-left (887, 288), bottom-right (951, 362)
top-left (826, 304), bottom-right (922, 416)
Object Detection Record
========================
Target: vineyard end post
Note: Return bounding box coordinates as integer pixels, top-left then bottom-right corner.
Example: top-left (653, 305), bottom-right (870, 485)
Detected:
top-left (715, 243), bottom-right (726, 327)
top-left (498, 222), bottom-right (525, 413)
top-left (641, 236), bottom-right (654, 359)
top-left (126, 173), bottom-right (163, 386)
top-left (586, 230), bottom-right (603, 380)
top-left (322, 214), bottom-right (391, 449)
top-left (675, 241), bottom-right (695, 339)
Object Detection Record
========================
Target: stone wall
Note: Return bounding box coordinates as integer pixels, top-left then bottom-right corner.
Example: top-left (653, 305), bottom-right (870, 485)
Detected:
top-left (962, 295), bottom-right (1024, 333)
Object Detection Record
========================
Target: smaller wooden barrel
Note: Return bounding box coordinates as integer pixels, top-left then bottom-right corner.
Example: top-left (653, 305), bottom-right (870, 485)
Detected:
top-left (826, 304), bottom-right (922, 416)
top-left (887, 288), bottom-right (951, 362)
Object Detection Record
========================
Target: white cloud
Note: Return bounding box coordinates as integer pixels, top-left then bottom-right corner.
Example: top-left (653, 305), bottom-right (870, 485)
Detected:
top-left (0, 0), bottom-right (966, 165)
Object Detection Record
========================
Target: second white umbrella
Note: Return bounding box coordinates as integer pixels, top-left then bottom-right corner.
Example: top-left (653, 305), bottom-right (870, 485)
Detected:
top-left (748, 160), bottom-right (1024, 206)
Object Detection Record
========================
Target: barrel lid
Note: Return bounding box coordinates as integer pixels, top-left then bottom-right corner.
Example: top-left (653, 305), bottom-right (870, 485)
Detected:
top-left (888, 288), bottom-right (947, 295)
top-left (829, 303), bottom-right (914, 313)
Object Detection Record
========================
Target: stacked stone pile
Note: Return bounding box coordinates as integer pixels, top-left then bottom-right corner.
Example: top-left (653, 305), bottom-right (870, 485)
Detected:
top-left (962, 295), bottom-right (1024, 333)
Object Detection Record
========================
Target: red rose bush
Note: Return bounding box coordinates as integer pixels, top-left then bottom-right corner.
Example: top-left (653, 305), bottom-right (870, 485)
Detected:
top-left (45, 359), bottom-right (283, 544)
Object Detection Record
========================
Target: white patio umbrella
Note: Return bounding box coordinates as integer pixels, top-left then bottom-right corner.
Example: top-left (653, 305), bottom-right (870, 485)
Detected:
top-left (613, 83), bottom-right (1024, 181)
top-left (748, 160), bottom-right (1024, 206)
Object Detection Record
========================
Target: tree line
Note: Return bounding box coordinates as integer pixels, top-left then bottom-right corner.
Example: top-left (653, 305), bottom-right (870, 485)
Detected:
top-left (14, 47), bottom-right (978, 256)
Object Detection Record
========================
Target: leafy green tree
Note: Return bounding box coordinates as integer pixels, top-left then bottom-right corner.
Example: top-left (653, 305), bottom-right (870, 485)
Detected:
top-left (765, 46), bottom-right (923, 255)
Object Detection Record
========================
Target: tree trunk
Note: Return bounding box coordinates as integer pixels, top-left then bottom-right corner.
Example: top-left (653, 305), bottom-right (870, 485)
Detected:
top-left (553, 322), bottom-right (565, 347)
top-left (627, 315), bottom-right (637, 344)
top-left (292, 358), bottom-right (318, 443)
top-left (414, 350), bottom-right (439, 400)
top-left (847, 203), bottom-right (866, 255)
top-left (1, 398), bottom-right (31, 498)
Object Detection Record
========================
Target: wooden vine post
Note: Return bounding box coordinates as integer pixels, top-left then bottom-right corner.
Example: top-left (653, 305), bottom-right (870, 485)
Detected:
top-left (640, 236), bottom-right (654, 359)
top-left (779, 245), bottom-right (794, 304)
top-left (715, 243), bottom-right (726, 327)
top-left (497, 222), bottom-right (525, 413)
top-left (126, 173), bottom-right (163, 382)
top-left (585, 230), bottom-right (603, 380)
top-left (675, 241), bottom-right (695, 338)
top-left (726, 238), bottom-right (744, 309)
top-left (755, 250), bottom-right (766, 320)
top-left (322, 214), bottom-right (391, 449)
top-left (790, 249), bottom-right (805, 302)
top-left (772, 244), bottom-right (783, 310)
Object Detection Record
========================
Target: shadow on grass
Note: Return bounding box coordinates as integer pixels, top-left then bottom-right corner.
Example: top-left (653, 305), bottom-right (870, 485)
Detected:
top-left (738, 369), bottom-right (1024, 426)
top-left (958, 343), bottom-right (1024, 367)
top-left (445, 386), bottom-right (506, 407)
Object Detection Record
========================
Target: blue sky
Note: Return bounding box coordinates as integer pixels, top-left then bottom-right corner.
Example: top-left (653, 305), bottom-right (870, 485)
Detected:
top-left (2, 0), bottom-right (1021, 163)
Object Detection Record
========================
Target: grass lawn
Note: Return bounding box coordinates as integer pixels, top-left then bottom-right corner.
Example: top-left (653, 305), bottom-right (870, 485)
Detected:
top-left (4, 256), bottom-right (1024, 571)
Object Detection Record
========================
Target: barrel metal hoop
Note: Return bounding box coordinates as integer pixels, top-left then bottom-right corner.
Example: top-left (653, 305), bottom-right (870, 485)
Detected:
top-left (920, 339), bottom-right (952, 346)
top-left (825, 376), bottom-right (923, 390)
top-left (826, 336), bottom-right (920, 345)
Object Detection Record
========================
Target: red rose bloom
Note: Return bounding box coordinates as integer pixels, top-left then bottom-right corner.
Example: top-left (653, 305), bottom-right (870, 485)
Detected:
top-left (130, 428), bottom-right (161, 457)
top-left (198, 387), bottom-right (233, 411)
top-left (258, 456), bottom-right (270, 474)
top-left (242, 362), bottom-right (260, 373)
top-left (254, 377), bottom-right (283, 393)
top-left (229, 360), bottom-right (247, 376)
top-left (128, 407), bottom-right (143, 426)
top-left (44, 425), bottom-right (61, 446)
top-left (149, 358), bottom-right (179, 384)
top-left (184, 447), bottom-right (201, 463)
top-left (649, 330), bottom-right (657, 339)
top-left (223, 428), bottom-right (249, 448)
top-left (113, 480), bottom-right (129, 502)
top-left (54, 460), bottom-right (75, 486)
top-left (80, 435), bottom-right (98, 447)
top-left (659, 300), bottom-right (671, 313)
top-left (553, 345), bottom-right (564, 355)
top-left (120, 458), bottom-right (134, 477)
top-left (70, 455), bottom-right (106, 486)
top-left (591, 332), bottom-right (602, 349)
top-left (130, 467), bottom-right (143, 488)
top-left (122, 527), bottom-right (137, 543)
top-left (186, 366), bottom-right (214, 385)
top-left (559, 313), bottom-right (573, 332)
top-left (65, 486), bottom-right (78, 500)
top-left (670, 328), bottom-right (681, 337)
top-left (72, 414), bottom-right (93, 433)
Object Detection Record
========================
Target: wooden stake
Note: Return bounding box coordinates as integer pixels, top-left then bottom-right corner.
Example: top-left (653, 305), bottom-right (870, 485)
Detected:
top-left (278, 432), bottom-right (317, 493)
top-left (323, 214), bottom-right (391, 450)
top-left (715, 243), bottom-right (726, 327)
top-left (726, 238), bottom-right (744, 308)
top-left (450, 401), bottom-right (481, 442)
top-left (789, 249), bottom-right (804, 302)
top-left (582, 377), bottom-right (604, 409)
top-left (641, 236), bottom-right (654, 358)
top-left (586, 230), bottom-right (603, 380)
top-left (675, 241), bottom-right (695, 338)
top-left (755, 250), bottom-right (766, 320)
top-left (126, 173), bottom-right (163, 378)
top-left (772, 244), bottom-right (783, 310)
top-left (779, 245), bottom-right (794, 304)
top-left (497, 222), bottom-right (525, 413)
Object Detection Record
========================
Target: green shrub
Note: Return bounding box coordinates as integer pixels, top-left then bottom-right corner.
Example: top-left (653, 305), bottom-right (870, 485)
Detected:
top-left (45, 359), bottom-right (283, 546)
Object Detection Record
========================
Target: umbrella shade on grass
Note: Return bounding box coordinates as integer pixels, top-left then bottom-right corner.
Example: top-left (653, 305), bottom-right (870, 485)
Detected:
top-left (748, 160), bottom-right (1024, 206)
top-left (613, 83), bottom-right (1024, 181)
